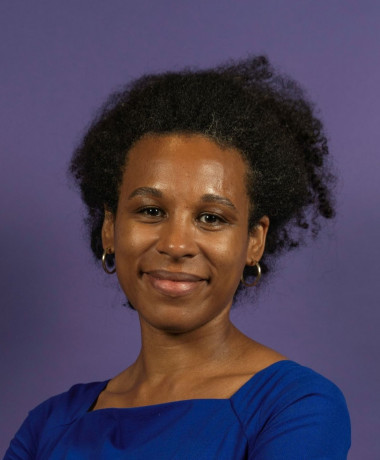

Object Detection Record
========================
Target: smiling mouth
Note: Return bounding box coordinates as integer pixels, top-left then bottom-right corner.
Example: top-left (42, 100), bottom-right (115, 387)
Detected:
top-left (143, 270), bottom-right (207, 297)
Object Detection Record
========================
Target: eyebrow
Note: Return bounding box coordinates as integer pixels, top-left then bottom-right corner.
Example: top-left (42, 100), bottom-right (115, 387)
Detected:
top-left (201, 194), bottom-right (237, 211)
top-left (128, 187), bottom-right (163, 200)
top-left (128, 187), bottom-right (237, 211)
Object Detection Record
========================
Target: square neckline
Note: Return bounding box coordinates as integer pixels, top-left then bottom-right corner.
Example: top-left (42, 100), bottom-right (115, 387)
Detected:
top-left (87, 359), bottom-right (292, 413)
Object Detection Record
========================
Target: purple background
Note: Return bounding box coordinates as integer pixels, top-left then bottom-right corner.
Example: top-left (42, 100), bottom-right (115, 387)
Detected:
top-left (1, 1), bottom-right (379, 458)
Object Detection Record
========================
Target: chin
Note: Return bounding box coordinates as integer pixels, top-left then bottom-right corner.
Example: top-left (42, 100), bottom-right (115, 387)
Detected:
top-left (136, 301), bottom-right (220, 335)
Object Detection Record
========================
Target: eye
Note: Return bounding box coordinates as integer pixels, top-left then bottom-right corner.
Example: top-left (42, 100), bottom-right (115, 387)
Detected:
top-left (138, 206), bottom-right (165, 218)
top-left (198, 213), bottom-right (226, 226)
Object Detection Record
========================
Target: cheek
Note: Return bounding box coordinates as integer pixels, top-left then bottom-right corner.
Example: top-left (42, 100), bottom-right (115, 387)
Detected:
top-left (113, 224), bottom-right (156, 294)
top-left (204, 232), bottom-right (248, 274)
top-left (115, 223), bottom-right (156, 258)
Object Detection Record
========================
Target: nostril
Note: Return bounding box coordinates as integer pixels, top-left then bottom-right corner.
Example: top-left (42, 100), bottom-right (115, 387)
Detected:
top-left (156, 245), bottom-right (196, 259)
top-left (156, 235), bottom-right (197, 259)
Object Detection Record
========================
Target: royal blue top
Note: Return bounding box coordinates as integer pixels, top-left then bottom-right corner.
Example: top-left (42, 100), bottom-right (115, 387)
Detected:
top-left (4, 361), bottom-right (350, 459)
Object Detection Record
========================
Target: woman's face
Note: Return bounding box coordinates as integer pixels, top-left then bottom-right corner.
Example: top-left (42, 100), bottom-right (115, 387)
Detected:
top-left (102, 134), bottom-right (268, 333)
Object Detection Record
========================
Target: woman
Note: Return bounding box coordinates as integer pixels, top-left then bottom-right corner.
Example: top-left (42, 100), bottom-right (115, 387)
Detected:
top-left (5, 56), bottom-right (350, 459)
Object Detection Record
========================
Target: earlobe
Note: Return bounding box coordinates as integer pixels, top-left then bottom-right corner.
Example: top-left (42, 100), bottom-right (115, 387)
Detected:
top-left (246, 216), bottom-right (269, 264)
top-left (102, 209), bottom-right (115, 251)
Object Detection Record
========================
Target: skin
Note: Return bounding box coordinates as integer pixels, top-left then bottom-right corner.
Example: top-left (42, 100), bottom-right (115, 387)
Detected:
top-left (97, 133), bottom-right (285, 409)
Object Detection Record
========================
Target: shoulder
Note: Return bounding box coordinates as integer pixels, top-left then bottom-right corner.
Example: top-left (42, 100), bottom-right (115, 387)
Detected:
top-left (4, 380), bottom-right (108, 459)
top-left (232, 361), bottom-right (351, 459)
top-left (29, 380), bottom-right (108, 424)
top-left (233, 360), bottom-right (348, 410)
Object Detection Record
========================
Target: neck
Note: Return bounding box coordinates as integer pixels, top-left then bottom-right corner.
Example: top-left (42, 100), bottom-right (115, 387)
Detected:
top-left (131, 310), bottom-right (245, 382)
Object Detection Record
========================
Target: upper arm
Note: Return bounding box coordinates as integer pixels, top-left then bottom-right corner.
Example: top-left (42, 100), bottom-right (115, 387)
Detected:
top-left (249, 381), bottom-right (351, 459)
top-left (4, 414), bottom-right (37, 460)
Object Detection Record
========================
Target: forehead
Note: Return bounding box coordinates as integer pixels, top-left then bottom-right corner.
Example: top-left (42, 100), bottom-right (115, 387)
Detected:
top-left (122, 133), bottom-right (249, 199)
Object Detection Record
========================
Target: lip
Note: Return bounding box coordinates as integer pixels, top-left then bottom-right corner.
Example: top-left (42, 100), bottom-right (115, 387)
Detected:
top-left (143, 270), bottom-right (207, 297)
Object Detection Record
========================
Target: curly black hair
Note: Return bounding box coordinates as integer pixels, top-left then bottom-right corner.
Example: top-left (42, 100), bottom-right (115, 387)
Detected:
top-left (69, 55), bottom-right (335, 288)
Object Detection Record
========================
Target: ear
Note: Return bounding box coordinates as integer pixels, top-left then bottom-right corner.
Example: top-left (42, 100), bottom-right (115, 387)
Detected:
top-left (101, 209), bottom-right (115, 252)
top-left (246, 216), bottom-right (269, 264)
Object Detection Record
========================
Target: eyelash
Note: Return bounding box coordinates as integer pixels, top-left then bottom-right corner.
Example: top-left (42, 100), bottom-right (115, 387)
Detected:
top-left (139, 206), bottom-right (164, 218)
top-left (198, 213), bottom-right (226, 225)
top-left (137, 207), bottom-right (227, 227)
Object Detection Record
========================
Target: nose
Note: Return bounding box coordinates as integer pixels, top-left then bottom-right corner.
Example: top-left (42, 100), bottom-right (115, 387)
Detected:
top-left (155, 214), bottom-right (198, 260)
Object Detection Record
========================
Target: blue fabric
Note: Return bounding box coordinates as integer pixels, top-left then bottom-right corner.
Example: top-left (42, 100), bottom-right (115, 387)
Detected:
top-left (4, 361), bottom-right (350, 459)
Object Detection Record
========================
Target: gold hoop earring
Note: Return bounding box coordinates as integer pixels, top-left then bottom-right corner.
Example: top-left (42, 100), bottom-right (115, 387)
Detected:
top-left (102, 248), bottom-right (116, 275)
top-left (241, 261), bottom-right (261, 287)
